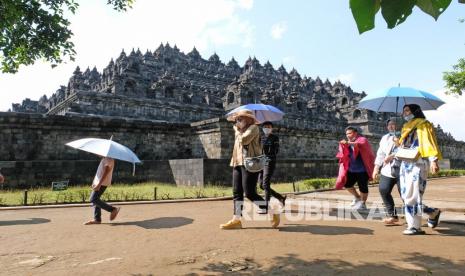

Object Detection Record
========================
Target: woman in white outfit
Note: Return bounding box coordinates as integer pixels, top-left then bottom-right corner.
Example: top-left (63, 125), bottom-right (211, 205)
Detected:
top-left (398, 104), bottom-right (441, 235)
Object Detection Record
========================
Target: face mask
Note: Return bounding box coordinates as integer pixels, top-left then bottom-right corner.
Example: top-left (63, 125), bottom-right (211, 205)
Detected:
top-left (404, 114), bottom-right (414, 121)
top-left (263, 128), bottom-right (272, 135)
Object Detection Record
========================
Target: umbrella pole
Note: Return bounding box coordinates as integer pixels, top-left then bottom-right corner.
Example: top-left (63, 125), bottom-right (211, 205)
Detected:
top-left (395, 96), bottom-right (399, 134)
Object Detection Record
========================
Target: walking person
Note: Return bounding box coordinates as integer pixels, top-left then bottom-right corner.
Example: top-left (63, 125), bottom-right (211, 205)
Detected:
top-left (258, 121), bottom-right (286, 212)
top-left (373, 119), bottom-right (402, 225)
top-left (84, 156), bottom-right (121, 225)
top-left (220, 110), bottom-right (279, 229)
top-left (338, 126), bottom-right (375, 210)
top-left (0, 170), bottom-right (4, 184)
top-left (398, 104), bottom-right (442, 235)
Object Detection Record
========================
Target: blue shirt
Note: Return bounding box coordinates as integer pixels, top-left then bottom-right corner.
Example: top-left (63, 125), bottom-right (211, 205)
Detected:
top-left (348, 146), bottom-right (366, 173)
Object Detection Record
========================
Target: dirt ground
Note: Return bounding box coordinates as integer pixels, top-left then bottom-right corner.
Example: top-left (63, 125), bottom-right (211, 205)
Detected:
top-left (1, 193), bottom-right (465, 276)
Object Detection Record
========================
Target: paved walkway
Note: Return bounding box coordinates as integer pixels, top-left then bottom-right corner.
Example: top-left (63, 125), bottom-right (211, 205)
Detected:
top-left (0, 177), bottom-right (464, 275)
top-left (292, 176), bottom-right (465, 223)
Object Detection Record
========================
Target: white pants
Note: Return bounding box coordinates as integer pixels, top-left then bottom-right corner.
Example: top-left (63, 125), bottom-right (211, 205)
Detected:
top-left (400, 159), bottom-right (428, 229)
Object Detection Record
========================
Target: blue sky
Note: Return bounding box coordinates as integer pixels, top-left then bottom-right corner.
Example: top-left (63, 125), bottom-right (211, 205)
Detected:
top-left (1, 0), bottom-right (464, 140)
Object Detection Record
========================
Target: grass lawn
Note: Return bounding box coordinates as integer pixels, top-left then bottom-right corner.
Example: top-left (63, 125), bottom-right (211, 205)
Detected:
top-left (0, 182), bottom-right (303, 207)
top-left (1, 170), bottom-right (463, 207)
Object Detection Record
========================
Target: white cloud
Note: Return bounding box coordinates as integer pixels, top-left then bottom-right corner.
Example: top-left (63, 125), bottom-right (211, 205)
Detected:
top-left (237, 0), bottom-right (254, 10)
top-left (270, 21), bottom-right (287, 40)
top-left (330, 73), bottom-right (355, 86)
top-left (0, 0), bottom-right (255, 111)
top-left (424, 89), bottom-right (465, 142)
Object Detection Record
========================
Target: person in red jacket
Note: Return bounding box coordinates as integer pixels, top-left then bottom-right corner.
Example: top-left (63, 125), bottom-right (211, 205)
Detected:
top-left (338, 126), bottom-right (375, 210)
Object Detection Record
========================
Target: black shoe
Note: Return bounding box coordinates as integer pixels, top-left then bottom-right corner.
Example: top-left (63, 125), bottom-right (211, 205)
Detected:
top-left (427, 209), bottom-right (441, 228)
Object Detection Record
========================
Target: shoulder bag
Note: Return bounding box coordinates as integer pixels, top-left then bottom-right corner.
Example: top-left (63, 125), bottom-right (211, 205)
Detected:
top-left (242, 145), bottom-right (266, 173)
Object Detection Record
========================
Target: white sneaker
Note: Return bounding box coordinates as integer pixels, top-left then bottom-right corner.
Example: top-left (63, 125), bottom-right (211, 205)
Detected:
top-left (353, 201), bottom-right (367, 210)
top-left (357, 202), bottom-right (367, 210)
top-left (403, 228), bottom-right (425, 235)
top-left (350, 197), bottom-right (361, 207)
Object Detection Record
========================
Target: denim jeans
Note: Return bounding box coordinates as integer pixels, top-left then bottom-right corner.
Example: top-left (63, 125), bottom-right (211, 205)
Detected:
top-left (378, 175), bottom-right (400, 218)
top-left (233, 166), bottom-right (266, 216)
top-left (89, 186), bottom-right (115, 221)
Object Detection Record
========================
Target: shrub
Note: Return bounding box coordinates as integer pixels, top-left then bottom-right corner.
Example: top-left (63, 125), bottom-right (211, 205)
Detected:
top-left (299, 178), bottom-right (335, 191)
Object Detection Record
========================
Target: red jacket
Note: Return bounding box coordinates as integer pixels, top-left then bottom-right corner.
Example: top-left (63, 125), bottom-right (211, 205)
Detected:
top-left (335, 135), bottom-right (375, 190)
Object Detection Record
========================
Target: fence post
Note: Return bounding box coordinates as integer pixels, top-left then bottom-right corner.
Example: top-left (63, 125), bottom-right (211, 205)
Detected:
top-left (292, 178), bottom-right (296, 193)
top-left (154, 187), bottom-right (157, 201)
top-left (23, 190), bottom-right (28, 206)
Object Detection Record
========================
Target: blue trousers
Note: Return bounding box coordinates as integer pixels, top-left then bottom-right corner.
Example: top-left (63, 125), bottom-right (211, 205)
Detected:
top-left (89, 186), bottom-right (114, 221)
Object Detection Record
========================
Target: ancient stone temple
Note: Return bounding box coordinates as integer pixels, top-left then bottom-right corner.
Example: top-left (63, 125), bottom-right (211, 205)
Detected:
top-left (3, 43), bottom-right (465, 187)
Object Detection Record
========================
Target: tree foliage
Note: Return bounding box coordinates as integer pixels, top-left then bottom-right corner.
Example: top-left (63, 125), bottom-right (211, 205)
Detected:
top-left (0, 0), bottom-right (133, 73)
top-left (443, 58), bottom-right (465, 96)
top-left (350, 0), bottom-right (453, 34)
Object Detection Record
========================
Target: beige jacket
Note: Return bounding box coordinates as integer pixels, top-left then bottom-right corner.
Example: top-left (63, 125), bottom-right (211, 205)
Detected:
top-left (230, 124), bottom-right (261, 167)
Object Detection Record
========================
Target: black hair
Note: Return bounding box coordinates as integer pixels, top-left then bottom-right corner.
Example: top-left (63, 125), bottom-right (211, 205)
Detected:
top-left (262, 121), bottom-right (273, 127)
top-left (345, 126), bottom-right (358, 133)
top-left (404, 104), bottom-right (426, 119)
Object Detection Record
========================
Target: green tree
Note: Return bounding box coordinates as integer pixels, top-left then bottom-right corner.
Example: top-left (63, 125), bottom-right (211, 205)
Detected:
top-left (350, 0), bottom-right (454, 34)
top-left (0, 0), bottom-right (134, 73)
top-left (443, 58), bottom-right (465, 96)
top-left (351, 0), bottom-right (465, 96)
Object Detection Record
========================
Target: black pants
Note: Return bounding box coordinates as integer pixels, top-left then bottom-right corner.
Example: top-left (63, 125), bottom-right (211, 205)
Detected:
top-left (258, 160), bottom-right (285, 210)
top-left (378, 175), bottom-right (400, 218)
top-left (344, 171), bottom-right (369, 193)
top-left (89, 186), bottom-right (115, 221)
top-left (233, 166), bottom-right (266, 216)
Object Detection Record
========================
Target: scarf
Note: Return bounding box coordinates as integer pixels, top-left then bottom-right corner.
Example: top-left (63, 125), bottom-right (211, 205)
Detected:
top-left (399, 118), bottom-right (442, 160)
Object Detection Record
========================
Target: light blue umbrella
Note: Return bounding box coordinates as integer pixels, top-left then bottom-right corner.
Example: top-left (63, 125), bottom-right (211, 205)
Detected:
top-left (226, 103), bottom-right (285, 123)
top-left (66, 137), bottom-right (141, 174)
top-left (358, 86), bottom-right (445, 114)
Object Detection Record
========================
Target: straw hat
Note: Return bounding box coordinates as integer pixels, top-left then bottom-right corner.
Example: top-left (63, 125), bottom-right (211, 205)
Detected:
top-left (227, 109), bottom-right (259, 124)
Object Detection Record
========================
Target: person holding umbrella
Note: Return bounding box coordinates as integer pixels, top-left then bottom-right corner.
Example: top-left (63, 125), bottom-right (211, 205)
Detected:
top-left (220, 110), bottom-right (278, 229)
top-left (66, 137), bottom-right (141, 225)
top-left (84, 156), bottom-right (120, 225)
top-left (397, 104), bottom-right (442, 235)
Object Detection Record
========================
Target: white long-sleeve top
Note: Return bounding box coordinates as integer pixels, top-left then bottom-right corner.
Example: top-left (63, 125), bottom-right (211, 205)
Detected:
top-left (374, 133), bottom-right (396, 178)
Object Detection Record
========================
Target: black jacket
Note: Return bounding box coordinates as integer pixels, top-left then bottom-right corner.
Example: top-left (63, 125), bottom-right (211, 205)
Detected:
top-left (261, 134), bottom-right (279, 159)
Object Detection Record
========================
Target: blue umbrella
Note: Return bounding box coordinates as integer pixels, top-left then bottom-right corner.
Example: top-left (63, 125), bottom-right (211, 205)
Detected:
top-left (358, 86), bottom-right (445, 114)
top-left (226, 103), bottom-right (285, 123)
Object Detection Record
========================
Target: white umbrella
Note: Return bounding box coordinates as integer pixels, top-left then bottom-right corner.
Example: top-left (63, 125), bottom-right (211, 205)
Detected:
top-left (66, 137), bottom-right (141, 175)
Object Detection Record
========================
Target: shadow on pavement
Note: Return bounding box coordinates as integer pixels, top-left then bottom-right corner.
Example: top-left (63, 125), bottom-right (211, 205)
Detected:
top-left (0, 218), bottom-right (50, 227)
top-left (189, 253), bottom-right (465, 275)
top-left (279, 224), bottom-right (374, 235)
top-left (433, 223), bottom-right (465, 236)
top-left (110, 217), bottom-right (194, 229)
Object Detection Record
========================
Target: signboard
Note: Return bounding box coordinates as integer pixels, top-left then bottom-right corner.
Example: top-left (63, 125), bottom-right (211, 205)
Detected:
top-left (52, 180), bottom-right (69, 191)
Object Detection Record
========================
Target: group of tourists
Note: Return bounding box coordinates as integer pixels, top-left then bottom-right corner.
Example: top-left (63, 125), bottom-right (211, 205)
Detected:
top-left (0, 104), bottom-right (443, 236)
top-left (220, 104), bottom-right (442, 235)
